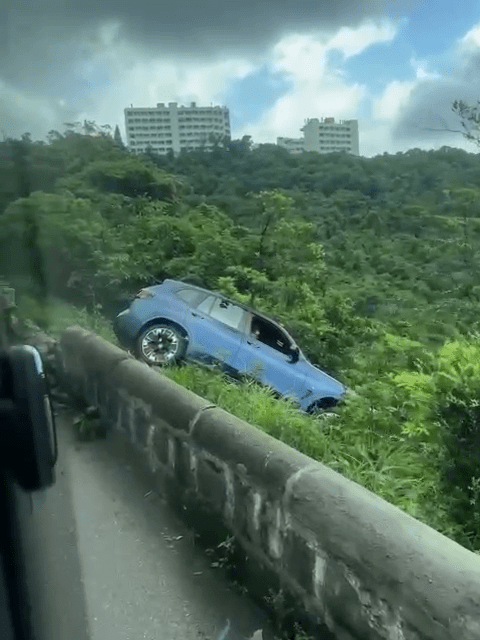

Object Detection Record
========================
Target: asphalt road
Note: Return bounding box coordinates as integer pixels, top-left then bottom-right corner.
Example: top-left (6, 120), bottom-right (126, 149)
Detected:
top-left (11, 410), bottom-right (274, 640)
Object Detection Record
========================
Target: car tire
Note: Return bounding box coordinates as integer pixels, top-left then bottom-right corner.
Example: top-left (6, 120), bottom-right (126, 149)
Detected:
top-left (136, 323), bottom-right (186, 366)
top-left (307, 397), bottom-right (338, 415)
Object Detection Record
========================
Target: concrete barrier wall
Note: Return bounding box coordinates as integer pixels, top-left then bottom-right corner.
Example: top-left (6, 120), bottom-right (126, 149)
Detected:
top-left (56, 327), bottom-right (480, 640)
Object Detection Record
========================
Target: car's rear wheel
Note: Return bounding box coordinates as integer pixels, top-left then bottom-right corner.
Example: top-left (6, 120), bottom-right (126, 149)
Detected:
top-left (136, 324), bottom-right (186, 366)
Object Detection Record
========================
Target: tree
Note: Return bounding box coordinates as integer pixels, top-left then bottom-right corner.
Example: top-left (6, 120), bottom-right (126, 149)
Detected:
top-left (63, 120), bottom-right (112, 138)
top-left (57, 156), bottom-right (183, 201)
top-left (226, 135), bottom-right (252, 155)
top-left (47, 130), bottom-right (63, 144)
top-left (452, 100), bottom-right (480, 147)
top-left (6, 126), bottom-right (480, 547)
top-left (113, 125), bottom-right (125, 149)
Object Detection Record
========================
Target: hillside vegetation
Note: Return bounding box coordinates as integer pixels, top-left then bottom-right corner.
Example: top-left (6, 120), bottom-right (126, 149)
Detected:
top-left (2, 123), bottom-right (480, 551)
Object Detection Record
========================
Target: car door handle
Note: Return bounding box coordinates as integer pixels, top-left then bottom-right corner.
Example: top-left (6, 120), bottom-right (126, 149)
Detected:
top-left (246, 340), bottom-right (260, 348)
top-left (191, 312), bottom-right (204, 318)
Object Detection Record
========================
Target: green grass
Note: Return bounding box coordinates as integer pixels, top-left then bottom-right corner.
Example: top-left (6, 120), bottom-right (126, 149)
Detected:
top-left (16, 296), bottom-right (468, 547)
top-left (16, 295), bottom-right (116, 343)
top-left (163, 364), bottom-right (447, 528)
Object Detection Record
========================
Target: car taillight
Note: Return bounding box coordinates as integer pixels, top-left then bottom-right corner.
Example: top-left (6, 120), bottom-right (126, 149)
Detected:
top-left (135, 289), bottom-right (154, 299)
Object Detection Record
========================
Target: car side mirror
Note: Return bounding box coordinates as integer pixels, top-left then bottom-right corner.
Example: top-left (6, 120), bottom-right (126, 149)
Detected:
top-left (288, 346), bottom-right (300, 364)
top-left (0, 345), bottom-right (57, 491)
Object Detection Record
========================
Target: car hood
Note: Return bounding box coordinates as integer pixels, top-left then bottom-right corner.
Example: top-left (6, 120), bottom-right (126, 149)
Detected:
top-left (295, 358), bottom-right (347, 397)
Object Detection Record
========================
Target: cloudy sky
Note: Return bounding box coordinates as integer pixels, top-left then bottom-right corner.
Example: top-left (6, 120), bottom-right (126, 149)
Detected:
top-left (2, 0), bottom-right (480, 156)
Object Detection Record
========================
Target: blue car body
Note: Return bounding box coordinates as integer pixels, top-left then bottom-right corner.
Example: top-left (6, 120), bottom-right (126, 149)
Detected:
top-left (113, 279), bottom-right (348, 413)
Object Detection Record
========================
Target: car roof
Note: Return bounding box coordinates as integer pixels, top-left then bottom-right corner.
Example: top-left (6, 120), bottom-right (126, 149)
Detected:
top-left (162, 279), bottom-right (291, 335)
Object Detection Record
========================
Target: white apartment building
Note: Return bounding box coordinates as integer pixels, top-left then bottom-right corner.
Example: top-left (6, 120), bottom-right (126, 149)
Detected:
top-left (276, 137), bottom-right (305, 154)
top-left (301, 117), bottom-right (359, 155)
top-left (124, 102), bottom-right (231, 155)
top-left (276, 117), bottom-right (359, 155)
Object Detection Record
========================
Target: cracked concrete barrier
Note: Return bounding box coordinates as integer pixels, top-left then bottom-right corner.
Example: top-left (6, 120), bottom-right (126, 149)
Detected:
top-left (57, 327), bottom-right (480, 640)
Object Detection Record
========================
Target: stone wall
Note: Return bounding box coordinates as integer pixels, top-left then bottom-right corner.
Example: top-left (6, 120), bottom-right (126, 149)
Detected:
top-left (56, 326), bottom-right (480, 640)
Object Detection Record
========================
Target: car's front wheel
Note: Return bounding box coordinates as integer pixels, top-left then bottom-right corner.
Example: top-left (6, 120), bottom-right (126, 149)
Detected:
top-left (307, 397), bottom-right (338, 415)
top-left (136, 324), bottom-right (186, 366)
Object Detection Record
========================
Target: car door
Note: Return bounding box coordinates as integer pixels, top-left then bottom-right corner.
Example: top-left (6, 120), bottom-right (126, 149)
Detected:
top-left (184, 294), bottom-right (248, 374)
top-left (232, 314), bottom-right (308, 401)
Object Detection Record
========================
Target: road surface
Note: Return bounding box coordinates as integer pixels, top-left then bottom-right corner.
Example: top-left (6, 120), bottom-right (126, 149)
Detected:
top-left (13, 409), bottom-right (274, 640)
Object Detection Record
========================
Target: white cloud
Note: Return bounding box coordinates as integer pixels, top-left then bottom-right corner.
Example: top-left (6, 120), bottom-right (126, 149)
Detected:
top-left (359, 119), bottom-right (429, 157)
top-left (72, 36), bottom-right (255, 136)
top-left (238, 16), bottom-right (477, 157)
top-left (0, 79), bottom-right (72, 139)
top-left (0, 18), bottom-right (256, 139)
top-left (415, 66), bottom-right (435, 80)
top-left (243, 81), bottom-right (366, 144)
top-left (5, 13), bottom-right (477, 158)
top-left (373, 79), bottom-right (415, 121)
top-left (459, 23), bottom-right (480, 52)
top-left (270, 19), bottom-right (398, 79)
top-left (271, 34), bottom-right (329, 79)
top-left (409, 57), bottom-right (441, 80)
top-left (366, 71), bottom-right (476, 156)
top-left (238, 19), bottom-right (400, 146)
top-left (328, 18), bottom-right (400, 58)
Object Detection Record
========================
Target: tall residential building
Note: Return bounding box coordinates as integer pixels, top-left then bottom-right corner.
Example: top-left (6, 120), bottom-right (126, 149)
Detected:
top-left (124, 102), bottom-right (231, 155)
top-left (276, 117), bottom-right (359, 155)
top-left (301, 117), bottom-right (359, 155)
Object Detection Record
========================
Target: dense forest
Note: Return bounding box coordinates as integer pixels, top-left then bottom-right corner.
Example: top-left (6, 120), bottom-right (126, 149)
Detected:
top-left (1, 116), bottom-right (480, 551)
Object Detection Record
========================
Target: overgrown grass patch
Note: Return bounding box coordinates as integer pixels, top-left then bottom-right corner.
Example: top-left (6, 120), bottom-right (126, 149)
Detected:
top-left (16, 295), bottom-right (117, 343)
top-left (16, 298), bottom-right (469, 547)
top-left (163, 363), bottom-right (467, 545)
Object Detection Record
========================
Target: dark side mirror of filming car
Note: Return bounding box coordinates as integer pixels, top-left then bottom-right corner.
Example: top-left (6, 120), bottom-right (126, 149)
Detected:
top-left (0, 345), bottom-right (57, 491)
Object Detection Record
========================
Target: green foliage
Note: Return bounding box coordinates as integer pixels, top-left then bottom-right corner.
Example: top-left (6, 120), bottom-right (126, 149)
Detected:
top-left (4, 122), bottom-right (480, 550)
top-left (0, 192), bottom-right (117, 306)
top-left (163, 362), bottom-right (463, 542)
top-left (452, 99), bottom-right (480, 148)
top-left (350, 334), bottom-right (480, 550)
top-left (0, 190), bottom-right (245, 317)
top-left (113, 125), bottom-right (124, 149)
top-left (432, 337), bottom-right (480, 548)
top-left (15, 294), bottom-right (51, 330)
top-left (57, 156), bottom-right (183, 201)
top-left (16, 296), bottom-right (116, 343)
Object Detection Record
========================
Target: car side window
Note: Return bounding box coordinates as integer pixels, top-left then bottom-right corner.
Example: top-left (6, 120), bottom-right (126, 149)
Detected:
top-left (196, 295), bottom-right (216, 314)
top-left (209, 298), bottom-right (246, 330)
top-left (251, 316), bottom-right (292, 355)
top-left (176, 288), bottom-right (206, 307)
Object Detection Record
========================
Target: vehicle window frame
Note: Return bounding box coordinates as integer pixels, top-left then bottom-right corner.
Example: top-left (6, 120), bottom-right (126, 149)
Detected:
top-left (207, 296), bottom-right (248, 332)
top-left (195, 294), bottom-right (216, 315)
top-left (250, 314), bottom-right (294, 356)
top-left (175, 287), bottom-right (208, 307)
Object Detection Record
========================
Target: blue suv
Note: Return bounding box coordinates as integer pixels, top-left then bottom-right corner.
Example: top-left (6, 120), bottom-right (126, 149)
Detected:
top-left (113, 279), bottom-right (348, 413)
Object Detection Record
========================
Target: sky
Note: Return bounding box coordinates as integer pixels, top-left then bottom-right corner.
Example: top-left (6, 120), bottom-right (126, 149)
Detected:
top-left (2, 0), bottom-right (480, 157)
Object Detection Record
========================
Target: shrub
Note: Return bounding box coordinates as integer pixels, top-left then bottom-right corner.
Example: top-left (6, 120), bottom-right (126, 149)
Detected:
top-left (433, 337), bottom-right (480, 548)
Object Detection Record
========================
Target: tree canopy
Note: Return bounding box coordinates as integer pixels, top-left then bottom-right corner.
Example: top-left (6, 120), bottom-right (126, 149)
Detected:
top-left (2, 116), bottom-right (480, 550)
